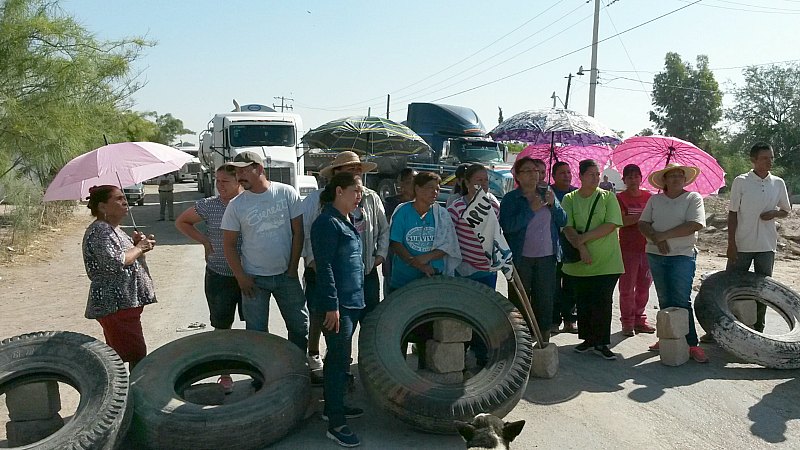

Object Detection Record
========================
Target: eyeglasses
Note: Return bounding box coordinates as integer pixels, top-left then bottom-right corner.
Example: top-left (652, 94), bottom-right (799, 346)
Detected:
top-left (516, 169), bottom-right (536, 174)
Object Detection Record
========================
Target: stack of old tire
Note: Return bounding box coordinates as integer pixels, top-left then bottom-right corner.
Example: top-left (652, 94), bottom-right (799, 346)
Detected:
top-left (695, 270), bottom-right (800, 369)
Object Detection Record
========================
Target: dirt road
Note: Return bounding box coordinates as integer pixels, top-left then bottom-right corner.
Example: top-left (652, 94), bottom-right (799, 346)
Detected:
top-left (1, 183), bottom-right (799, 449)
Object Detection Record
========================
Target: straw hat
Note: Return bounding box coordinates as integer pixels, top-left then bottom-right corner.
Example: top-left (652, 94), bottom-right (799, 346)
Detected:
top-left (320, 151), bottom-right (378, 178)
top-left (648, 163), bottom-right (700, 190)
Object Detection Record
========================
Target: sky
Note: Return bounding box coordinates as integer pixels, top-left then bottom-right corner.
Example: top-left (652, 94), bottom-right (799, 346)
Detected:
top-left (61, 0), bottom-right (800, 145)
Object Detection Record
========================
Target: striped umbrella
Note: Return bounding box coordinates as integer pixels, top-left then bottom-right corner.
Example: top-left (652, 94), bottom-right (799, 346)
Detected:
top-left (301, 116), bottom-right (430, 156)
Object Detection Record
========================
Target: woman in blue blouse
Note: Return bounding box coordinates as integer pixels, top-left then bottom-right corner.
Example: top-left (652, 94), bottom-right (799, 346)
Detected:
top-left (499, 157), bottom-right (567, 342)
top-left (310, 172), bottom-right (366, 448)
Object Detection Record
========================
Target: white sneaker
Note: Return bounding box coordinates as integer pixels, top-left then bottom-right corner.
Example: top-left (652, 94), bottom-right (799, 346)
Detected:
top-left (308, 354), bottom-right (323, 371)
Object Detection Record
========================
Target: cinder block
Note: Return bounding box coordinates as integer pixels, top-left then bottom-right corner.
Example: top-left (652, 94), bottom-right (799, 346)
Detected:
top-left (417, 369), bottom-right (463, 385)
top-left (656, 307), bottom-right (690, 339)
top-left (5, 381), bottom-right (61, 421)
top-left (433, 319), bottom-right (472, 343)
top-left (6, 415), bottom-right (64, 447)
top-left (731, 300), bottom-right (757, 326)
top-left (531, 342), bottom-right (559, 379)
top-left (659, 338), bottom-right (690, 367)
top-left (424, 340), bottom-right (465, 373)
top-left (182, 382), bottom-right (226, 405)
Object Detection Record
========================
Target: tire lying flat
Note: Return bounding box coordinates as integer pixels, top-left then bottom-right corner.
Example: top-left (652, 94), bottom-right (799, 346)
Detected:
top-left (0, 331), bottom-right (131, 450)
top-left (358, 276), bottom-right (533, 434)
top-left (129, 330), bottom-right (310, 450)
top-left (695, 270), bottom-right (800, 369)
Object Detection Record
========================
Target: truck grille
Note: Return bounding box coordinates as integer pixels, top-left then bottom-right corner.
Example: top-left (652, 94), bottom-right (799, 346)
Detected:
top-left (185, 162), bottom-right (202, 173)
top-left (264, 167), bottom-right (292, 185)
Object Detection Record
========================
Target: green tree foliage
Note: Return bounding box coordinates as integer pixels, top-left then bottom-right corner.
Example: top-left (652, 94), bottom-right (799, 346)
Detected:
top-left (147, 112), bottom-right (194, 145)
top-left (649, 52), bottom-right (723, 146)
top-left (0, 0), bottom-right (150, 185)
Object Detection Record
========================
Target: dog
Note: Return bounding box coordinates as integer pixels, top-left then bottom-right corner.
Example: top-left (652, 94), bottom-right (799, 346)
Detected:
top-left (455, 413), bottom-right (526, 450)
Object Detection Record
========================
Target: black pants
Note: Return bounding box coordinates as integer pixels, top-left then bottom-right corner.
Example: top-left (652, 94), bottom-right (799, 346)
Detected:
top-left (553, 261), bottom-right (577, 325)
top-left (568, 274), bottom-right (620, 346)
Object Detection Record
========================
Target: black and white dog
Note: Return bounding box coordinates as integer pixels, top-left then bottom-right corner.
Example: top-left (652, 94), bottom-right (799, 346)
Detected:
top-left (455, 413), bottom-right (526, 450)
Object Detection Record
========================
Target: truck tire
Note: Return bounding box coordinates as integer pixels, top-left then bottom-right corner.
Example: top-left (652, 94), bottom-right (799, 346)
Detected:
top-left (0, 331), bottom-right (131, 450)
top-left (130, 330), bottom-right (310, 450)
top-left (358, 276), bottom-right (533, 434)
top-left (695, 270), bottom-right (800, 369)
top-left (376, 178), bottom-right (397, 202)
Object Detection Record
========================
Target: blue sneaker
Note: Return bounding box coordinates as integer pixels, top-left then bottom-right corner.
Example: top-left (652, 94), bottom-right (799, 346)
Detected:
top-left (327, 425), bottom-right (360, 447)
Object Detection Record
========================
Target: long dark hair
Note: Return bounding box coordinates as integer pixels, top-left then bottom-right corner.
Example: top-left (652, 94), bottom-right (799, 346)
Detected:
top-left (459, 164), bottom-right (487, 194)
top-left (86, 185), bottom-right (119, 217)
top-left (320, 172), bottom-right (361, 205)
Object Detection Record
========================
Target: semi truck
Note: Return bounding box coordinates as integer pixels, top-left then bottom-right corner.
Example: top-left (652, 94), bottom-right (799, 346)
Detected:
top-left (173, 142), bottom-right (201, 182)
top-left (197, 102), bottom-right (318, 198)
top-left (304, 103), bottom-right (513, 201)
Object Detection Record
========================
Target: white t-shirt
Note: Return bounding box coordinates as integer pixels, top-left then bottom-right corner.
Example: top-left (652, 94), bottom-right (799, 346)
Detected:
top-left (729, 171), bottom-right (791, 252)
top-left (640, 191), bottom-right (706, 257)
top-left (221, 182), bottom-right (302, 276)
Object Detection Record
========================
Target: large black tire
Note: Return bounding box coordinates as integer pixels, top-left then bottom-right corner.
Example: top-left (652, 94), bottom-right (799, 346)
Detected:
top-left (695, 270), bottom-right (800, 369)
top-left (0, 331), bottom-right (131, 450)
top-left (129, 330), bottom-right (310, 450)
top-left (358, 276), bottom-right (533, 434)
top-left (376, 178), bottom-right (397, 202)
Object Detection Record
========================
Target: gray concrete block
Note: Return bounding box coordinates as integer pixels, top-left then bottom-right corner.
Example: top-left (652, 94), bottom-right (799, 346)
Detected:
top-left (659, 338), bottom-right (689, 367)
top-left (6, 415), bottom-right (64, 447)
top-left (424, 340), bottom-right (465, 373)
top-left (5, 381), bottom-right (61, 421)
top-left (531, 342), bottom-right (559, 378)
top-left (656, 307), bottom-right (690, 339)
top-left (417, 369), bottom-right (463, 385)
top-left (182, 382), bottom-right (226, 405)
top-left (731, 300), bottom-right (757, 326)
top-left (433, 319), bottom-right (472, 343)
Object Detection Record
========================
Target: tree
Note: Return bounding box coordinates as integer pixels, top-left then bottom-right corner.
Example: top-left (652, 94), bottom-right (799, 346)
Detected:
top-left (0, 0), bottom-right (151, 185)
top-left (147, 112), bottom-right (194, 145)
top-left (726, 64), bottom-right (800, 179)
top-left (649, 52), bottom-right (723, 146)
top-left (637, 127), bottom-right (655, 136)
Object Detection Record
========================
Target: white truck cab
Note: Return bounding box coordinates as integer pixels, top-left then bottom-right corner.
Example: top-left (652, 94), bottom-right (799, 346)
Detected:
top-left (198, 103), bottom-right (317, 198)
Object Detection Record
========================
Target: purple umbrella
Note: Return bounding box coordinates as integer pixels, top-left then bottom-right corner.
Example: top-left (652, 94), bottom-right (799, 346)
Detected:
top-left (517, 144), bottom-right (612, 185)
top-left (490, 108), bottom-right (621, 146)
top-left (611, 135), bottom-right (725, 197)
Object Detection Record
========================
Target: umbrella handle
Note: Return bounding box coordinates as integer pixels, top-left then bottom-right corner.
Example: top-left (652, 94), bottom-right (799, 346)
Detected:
top-left (115, 172), bottom-right (138, 232)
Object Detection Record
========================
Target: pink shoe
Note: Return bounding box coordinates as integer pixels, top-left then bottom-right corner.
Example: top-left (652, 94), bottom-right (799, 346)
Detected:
top-left (217, 375), bottom-right (234, 394)
top-left (634, 323), bottom-right (656, 334)
top-left (622, 327), bottom-right (635, 337)
top-left (648, 341), bottom-right (660, 352)
top-left (689, 346), bottom-right (709, 363)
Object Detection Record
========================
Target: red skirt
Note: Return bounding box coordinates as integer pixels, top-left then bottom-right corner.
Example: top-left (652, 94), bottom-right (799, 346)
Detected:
top-left (97, 306), bottom-right (147, 364)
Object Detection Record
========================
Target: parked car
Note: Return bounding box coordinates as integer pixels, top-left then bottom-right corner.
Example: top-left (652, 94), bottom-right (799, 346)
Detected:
top-left (123, 183), bottom-right (145, 206)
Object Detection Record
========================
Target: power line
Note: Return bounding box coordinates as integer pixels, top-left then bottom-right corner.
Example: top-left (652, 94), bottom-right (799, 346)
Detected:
top-left (602, 1), bottom-right (651, 101)
top-left (601, 58), bottom-right (800, 74)
top-left (675, 0), bottom-right (800, 13)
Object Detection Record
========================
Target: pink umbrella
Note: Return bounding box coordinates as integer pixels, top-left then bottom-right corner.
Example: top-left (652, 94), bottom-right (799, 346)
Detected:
top-left (611, 135), bottom-right (725, 197)
top-left (517, 143), bottom-right (612, 185)
top-left (44, 142), bottom-right (193, 201)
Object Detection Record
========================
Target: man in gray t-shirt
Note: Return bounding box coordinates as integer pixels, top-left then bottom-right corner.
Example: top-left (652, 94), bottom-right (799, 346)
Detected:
top-left (221, 150), bottom-right (308, 351)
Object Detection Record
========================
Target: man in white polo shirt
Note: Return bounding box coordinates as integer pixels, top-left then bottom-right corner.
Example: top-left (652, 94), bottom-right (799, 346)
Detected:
top-left (727, 142), bottom-right (791, 332)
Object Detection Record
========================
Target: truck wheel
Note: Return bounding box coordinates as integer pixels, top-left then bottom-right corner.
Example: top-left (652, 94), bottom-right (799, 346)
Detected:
top-left (136, 198), bottom-right (144, 206)
top-left (377, 178), bottom-right (397, 202)
top-left (0, 331), bottom-right (131, 450)
top-left (695, 270), bottom-right (800, 369)
top-left (197, 177), bottom-right (204, 193)
top-left (130, 330), bottom-right (310, 449)
top-left (358, 276), bottom-right (533, 434)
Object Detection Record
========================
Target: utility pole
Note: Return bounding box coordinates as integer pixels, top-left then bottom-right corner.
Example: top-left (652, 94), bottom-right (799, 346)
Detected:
top-left (587, 0), bottom-right (600, 117)
top-left (564, 73), bottom-right (573, 110)
top-left (273, 96), bottom-right (294, 112)
top-left (386, 94), bottom-right (390, 119)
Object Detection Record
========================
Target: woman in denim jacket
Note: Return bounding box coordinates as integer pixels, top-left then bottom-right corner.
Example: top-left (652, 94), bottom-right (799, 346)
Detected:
top-left (310, 172), bottom-right (366, 447)
top-left (499, 157), bottom-right (566, 342)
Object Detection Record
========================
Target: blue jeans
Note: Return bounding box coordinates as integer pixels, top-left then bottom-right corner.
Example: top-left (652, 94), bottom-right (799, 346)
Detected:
top-left (204, 268), bottom-right (242, 329)
top-left (648, 252), bottom-right (698, 346)
top-left (320, 307), bottom-right (363, 428)
top-left (242, 273), bottom-right (309, 351)
top-left (729, 251), bottom-right (774, 332)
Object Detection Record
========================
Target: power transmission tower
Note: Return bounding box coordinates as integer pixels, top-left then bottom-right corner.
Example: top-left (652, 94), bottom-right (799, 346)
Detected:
top-left (273, 96), bottom-right (294, 112)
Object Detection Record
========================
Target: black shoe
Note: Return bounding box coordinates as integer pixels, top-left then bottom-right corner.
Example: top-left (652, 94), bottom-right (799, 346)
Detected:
top-left (322, 406), bottom-right (364, 421)
top-left (594, 345), bottom-right (617, 360)
top-left (327, 425), bottom-right (360, 447)
top-left (574, 341), bottom-right (592, 353)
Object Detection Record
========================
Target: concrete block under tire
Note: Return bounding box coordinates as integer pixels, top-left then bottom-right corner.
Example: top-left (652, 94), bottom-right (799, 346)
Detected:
top-left (358, 276), bottom-right (533, 434)
top-left (695, 271), bottom-right (800, 369)
top-left (433, 319), bottom-right (472, 343)
top-left (531, 342), bottom-right (559, 378)
top-left (5, 380), bottom-right (61, 421)
top-left (659, 338), bottom-right (690, 366)
top-left (6, 414), bottom-right (64, 447)
top-left (0, 331), bottom-right (131, 450)
top-left (425, 340), bottom-right (465, 373)
top-left (656, 307), bottom-right (689, 339)
top-left (130, 330), bottom-right (310, 450)
top-left (730, 299), bottom-right (757, 326)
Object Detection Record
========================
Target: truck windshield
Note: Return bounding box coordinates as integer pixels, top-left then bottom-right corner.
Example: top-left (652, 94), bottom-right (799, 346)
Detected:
top-left (459, 142), bottom-right (503, 164)
top-left (229, 124), bottom-right (296, 148)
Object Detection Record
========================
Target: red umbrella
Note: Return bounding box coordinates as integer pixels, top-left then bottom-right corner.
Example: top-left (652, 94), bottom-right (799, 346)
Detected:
top-left (611, 136), bottom-right (725, 197)
top-left (517, 143), bottom-right (612, 185)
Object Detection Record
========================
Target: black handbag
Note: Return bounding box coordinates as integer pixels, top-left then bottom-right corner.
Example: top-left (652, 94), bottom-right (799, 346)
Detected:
top-left (559, 193), bottom-right (602, 263)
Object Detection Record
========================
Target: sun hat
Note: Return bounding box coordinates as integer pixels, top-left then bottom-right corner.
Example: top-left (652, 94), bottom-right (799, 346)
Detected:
top-left (648, 163), bottom-right (700, 190)
top-left (224, 150), bottom-right (263, 167)
top-left (320, 151), bottom-right (378, 179)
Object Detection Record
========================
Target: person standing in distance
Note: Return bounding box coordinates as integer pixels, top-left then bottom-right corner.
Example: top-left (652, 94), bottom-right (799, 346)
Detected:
top-left (550, 161), bottom-right (578, 334)
top-left (221, 151), bottom-right (308, 351)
